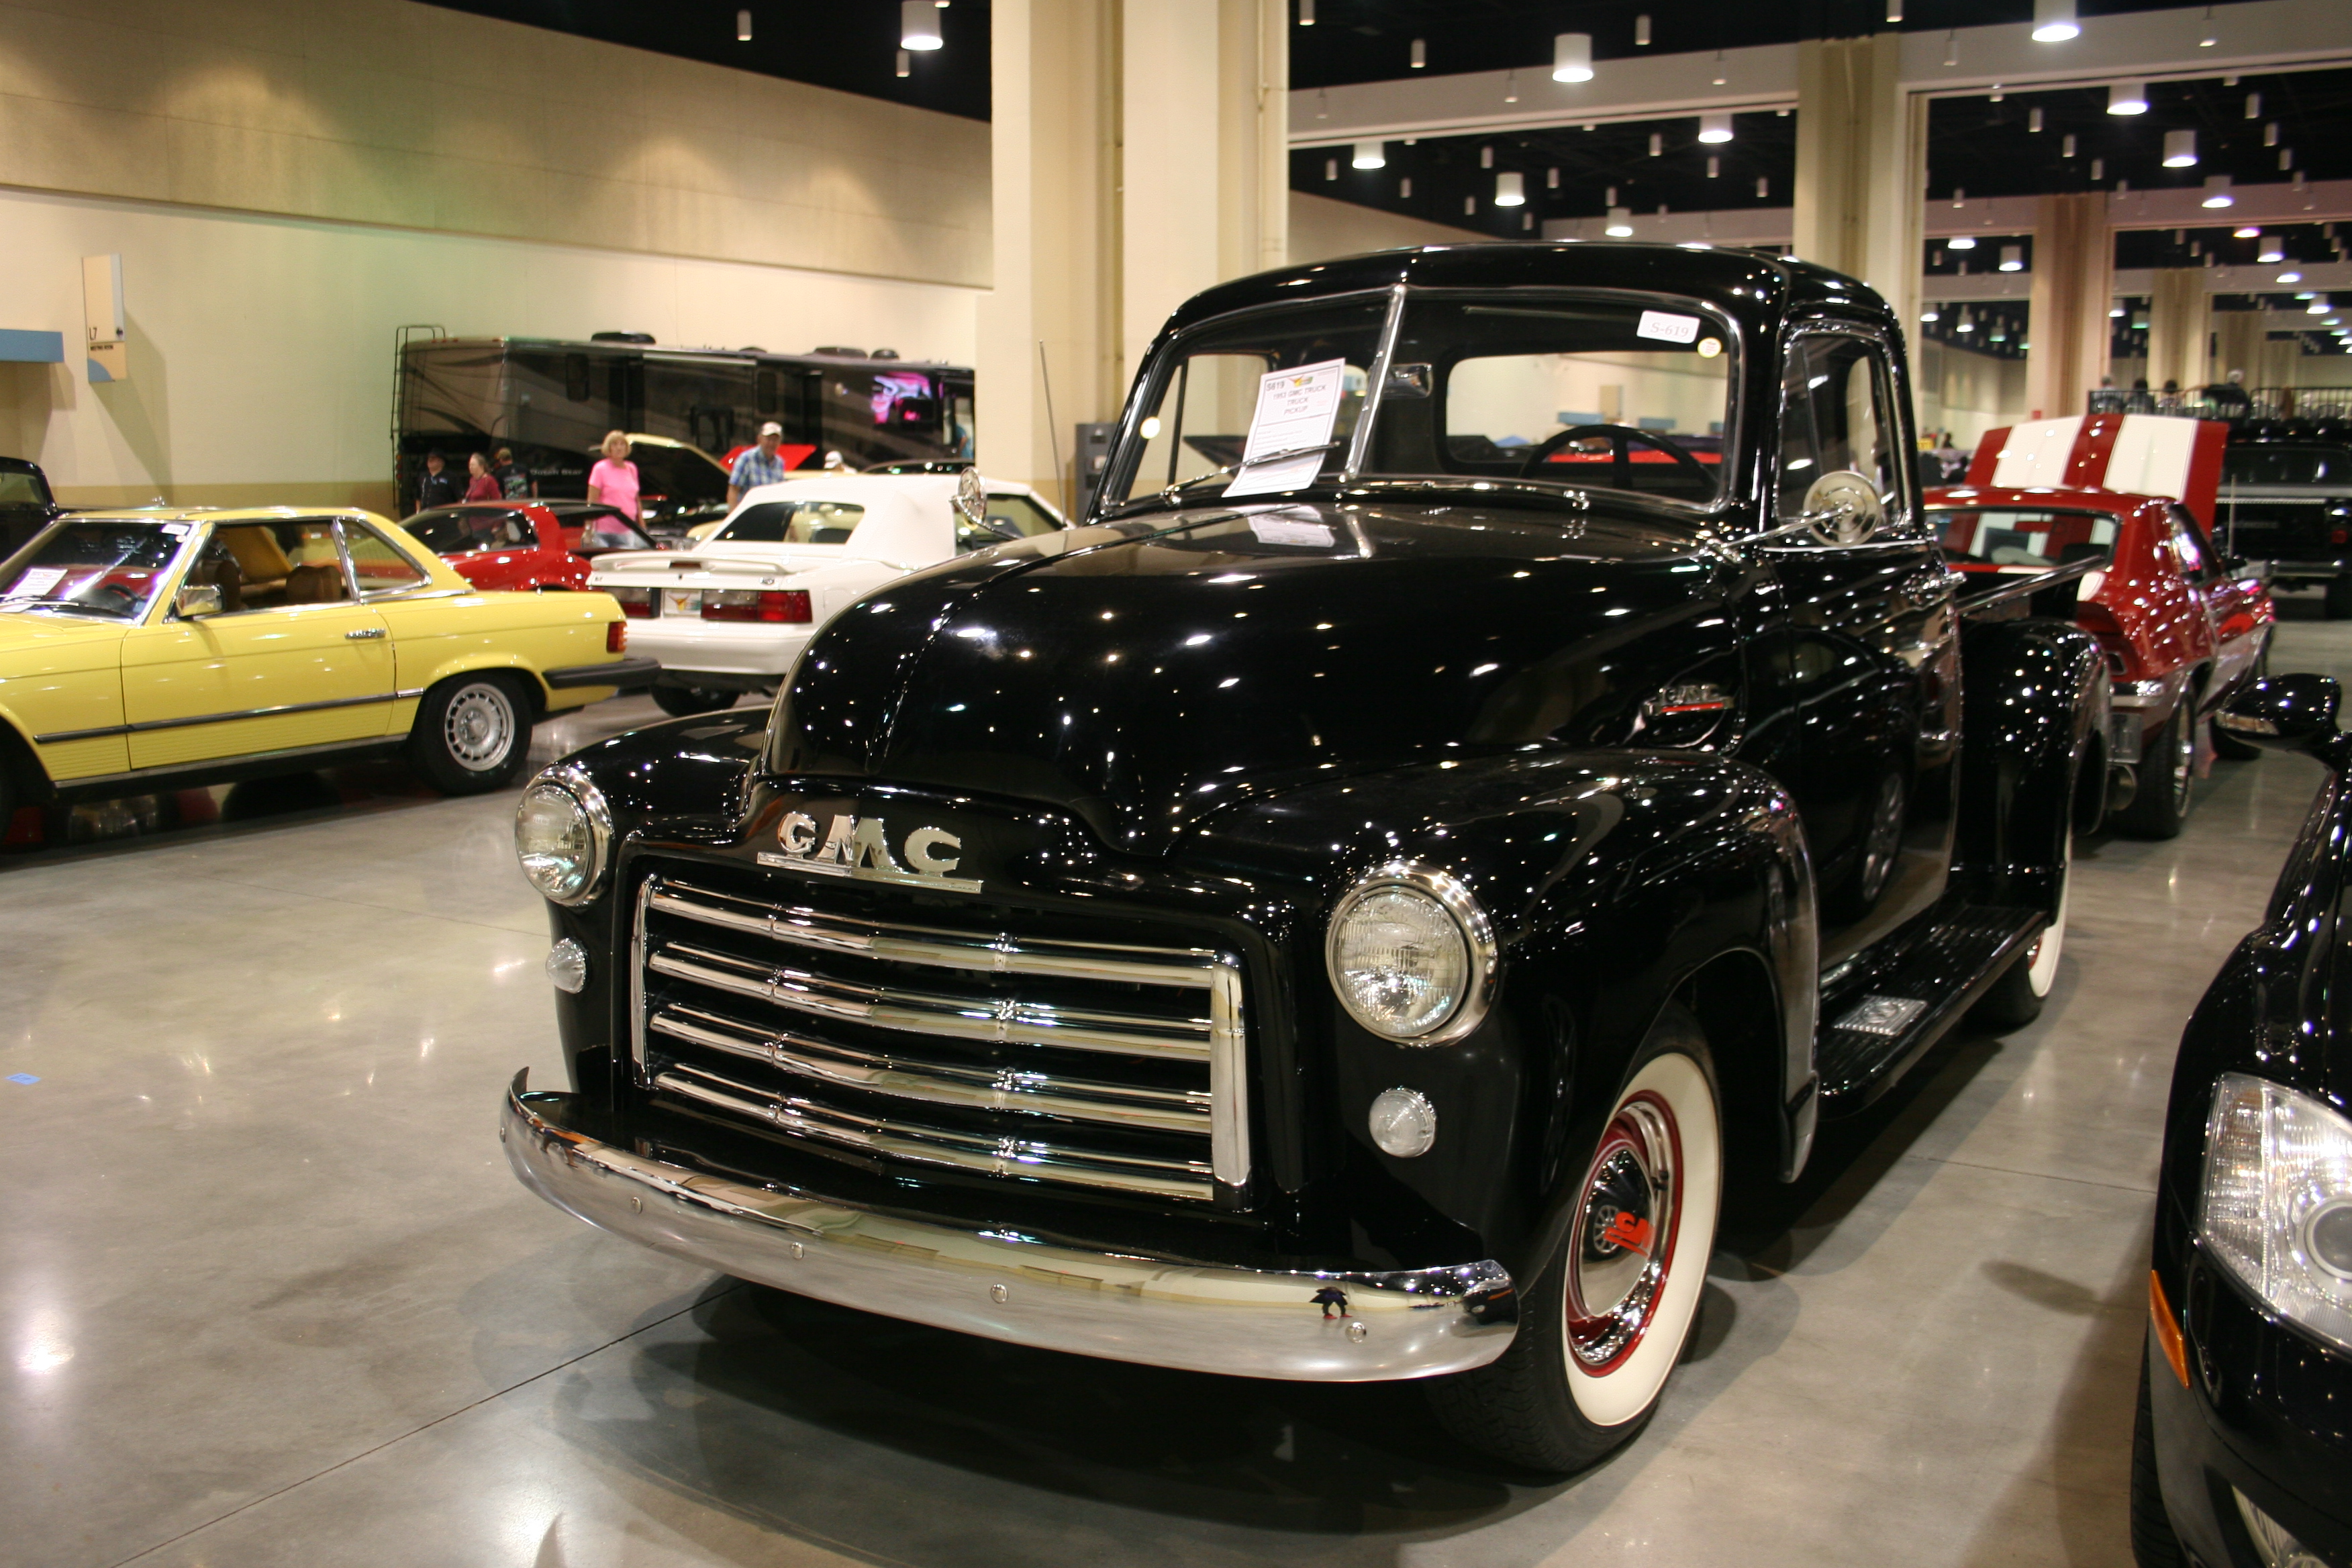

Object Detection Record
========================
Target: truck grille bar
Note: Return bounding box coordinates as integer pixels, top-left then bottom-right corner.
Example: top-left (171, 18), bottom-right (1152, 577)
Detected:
top-left (631, 875), bottom-right (1248, 1200)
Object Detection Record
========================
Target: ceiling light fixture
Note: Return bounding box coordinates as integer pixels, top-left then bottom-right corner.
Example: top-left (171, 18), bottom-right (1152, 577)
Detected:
top-left (895, 48), bottom-right (910, 76)
top-left (2062, 133), bottom-right (2077, 157)
top-left (2200, 5), bottom-right (2217, 46)
top-left (1700, 112), bottom-right (1733, 144)
top-left (1504, 69), bottom-right (1518, 103)
top-left (1887, 0), bottom-right (1903, 21)
top-left (1547, 167), bottom-right (1560, 189)
top-left (1353, 140), bottom-right (1385, 169)
top-left (2260, 240), bottom-right (2285, 262)
top-left (1298, 0), bottom-right (1314, 23)
top-left (1606, 207), bottom-right (1634, 237)
top-left (1944, 30), bottom-right (1959, 66)
top-left (2202, 175), bottom-right (2234, 208)
top-left (1399, 177), bottom-right (1411, 197)
top-left (2000, 244), bottom-right (2024, 271)
top-left (2108, 81), bottom-right (2148, 115)
top-left (1957, 310), bottom-right (1975, 332)
top-left (1756, 176), bottom-right (1769, 199)
top-left (2246, 91), bottom-right (2261, 119)
top-left (1921, 307), bottom-right (1939, 323)
top-left (1410, 38), bottom-right (1426, 68)
top-left (1949, 234), bottom-right (1977, 250)
top-left (2091, 157), bottom-right (2103, 179)
top-left (899, 0), bottom-right (942, 50)
top-left (1708, 154), bottom-right (1721, 179)
top-left (1463, 195), bottom-right (1475, 215)
top-left (2233, 225), bottom-right (2259, 238)
top-left (1496, 173), bottom-right (1525, 206)
top-left (1606, 185), bottom-right (1618, 205)
top-left (1551, 33), bottom-right (1594, 82)
top-left (1480, 145), bottom-right (1494, 168)
top-left (2264, 121), bottom-right (2280, 146)
top-left (736, 9), bottom-right (752, 42)
top-left (1634, 14), bottom-right (1651, 46)
top-left (2279, 271), bottom-right (2303, 284)
top-left (2032, 0), bottom-right (2079, 42)
top-left (1324, 158), bottom-right (1337, 181)
top-left (2029, 107), bottom-right (2044, 132)
top-left (1649, 132), bottom-right (1663, 156)
top-left (2163, 130), bottom-right (2198, 167)
top-left (2310, 301), bottom-right (2332, 315)
top-left (2110, 305), bottom-right (2125, 317)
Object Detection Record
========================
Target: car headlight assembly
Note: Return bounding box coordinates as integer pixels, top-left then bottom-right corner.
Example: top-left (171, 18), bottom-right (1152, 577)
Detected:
top-left (1325, 863), bottom-right (1497, 1045)
top-left (2202, 1073), bottom-right (2352, 1354)
top-left (513, 771), bottom-right (612, 905)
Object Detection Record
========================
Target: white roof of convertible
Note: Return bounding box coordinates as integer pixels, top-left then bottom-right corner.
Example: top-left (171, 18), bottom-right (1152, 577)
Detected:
top-left (704, 473), bottom-right (1054, 567)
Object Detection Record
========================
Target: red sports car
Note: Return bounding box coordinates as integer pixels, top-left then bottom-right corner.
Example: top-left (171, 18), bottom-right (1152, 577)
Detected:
top-left (1929, 415), bottom-right (2272, 838)
top-left (401, 501), bottom-right (656, 592)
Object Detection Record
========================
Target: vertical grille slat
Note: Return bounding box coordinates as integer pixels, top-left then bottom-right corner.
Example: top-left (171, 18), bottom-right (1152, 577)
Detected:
top-left (631, 874), bottom-right (1248, 1200)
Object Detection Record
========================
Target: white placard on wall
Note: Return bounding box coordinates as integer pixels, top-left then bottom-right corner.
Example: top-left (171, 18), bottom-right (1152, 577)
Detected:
top-left (83, 254), bottom-right (126, 383)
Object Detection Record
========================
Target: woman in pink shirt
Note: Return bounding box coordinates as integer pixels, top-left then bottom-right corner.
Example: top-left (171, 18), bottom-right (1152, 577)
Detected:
top-left (463, 452), bottom-right (501, 501)
top-left (587, 431), bottom-right (640, 520)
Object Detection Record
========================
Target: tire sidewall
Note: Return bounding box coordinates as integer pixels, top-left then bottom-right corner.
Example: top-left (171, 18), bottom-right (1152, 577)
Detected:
top-left (412, 674), bottom-right (531, 793)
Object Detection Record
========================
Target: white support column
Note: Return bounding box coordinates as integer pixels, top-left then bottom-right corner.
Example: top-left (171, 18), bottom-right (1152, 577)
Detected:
top-left (978, 0), bottom-right (1122, 505)
top-left (2146, 268), bottom-right (2212, 397)
top-left (2024, 192), bottom-right (2113, 420)
top-left (1791, 34), bottom-right (1926, 360)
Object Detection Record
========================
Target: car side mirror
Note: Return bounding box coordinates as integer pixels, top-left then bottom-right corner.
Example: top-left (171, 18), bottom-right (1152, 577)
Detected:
top-left (174, 583), bottom-right (224, 618)
top-left (2218, 675), bottom-right (2342, 761)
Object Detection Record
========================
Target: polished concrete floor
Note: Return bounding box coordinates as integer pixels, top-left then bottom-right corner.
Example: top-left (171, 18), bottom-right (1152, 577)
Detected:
top-left (5, 606), bottom-right (2348, 1568)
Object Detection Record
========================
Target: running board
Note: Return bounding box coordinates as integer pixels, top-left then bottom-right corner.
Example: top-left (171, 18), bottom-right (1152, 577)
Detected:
top-left (1815, 903), bottom-right (2046, 1117)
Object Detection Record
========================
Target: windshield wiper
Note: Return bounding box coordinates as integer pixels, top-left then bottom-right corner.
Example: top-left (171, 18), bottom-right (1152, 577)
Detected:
top-left (1157, 442), bottom-right (1344, 504)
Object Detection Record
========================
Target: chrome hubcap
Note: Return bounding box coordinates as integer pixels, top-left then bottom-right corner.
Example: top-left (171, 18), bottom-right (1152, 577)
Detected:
top-left (444, 684), bottom-right (515, 771)
top-left (1567, 1094), bottom-right (1681, 1371)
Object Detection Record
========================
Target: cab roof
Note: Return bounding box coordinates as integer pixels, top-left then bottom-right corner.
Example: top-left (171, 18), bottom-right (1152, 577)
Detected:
top-left (1156, 242), bottom-right (1890, 344)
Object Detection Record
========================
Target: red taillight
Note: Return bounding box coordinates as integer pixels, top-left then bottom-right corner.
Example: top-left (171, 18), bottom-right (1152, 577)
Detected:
top-left (607, 620), bottom-right (628, 653)
top-left (609, 585), bottom-right (654, 618)
top-left (2331, 525), bottom-right (2349, 546)
top-left (702, 589), bottom-right (812, 624)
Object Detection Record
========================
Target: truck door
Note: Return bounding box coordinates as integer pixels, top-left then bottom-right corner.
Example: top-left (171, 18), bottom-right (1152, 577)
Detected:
top-left (1751, 326), bottom-right (1959, 962)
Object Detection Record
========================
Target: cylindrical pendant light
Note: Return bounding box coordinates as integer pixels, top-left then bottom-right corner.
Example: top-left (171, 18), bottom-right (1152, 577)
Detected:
top-left (900, 0), bottom-right (942, 50)
top-left (2032, 0), bottom-right (2079, 42)
top-left (1496, 173), bottom-right (1526, 206)
top-left (736, 9), bottom-right (752, 42)
top-left (1552, 33), bottom-right (1594, 83)
top-left (1353, 140), bottom-right (1385, 169)
top-left (1605, 207), bottom-right (1634, 237)
top-left (1999, 244), bottom-right (2024, 271)
top-left (2107, 81), bottom-right (2148, 115)
top-left (2163, 130), bottom-right (2198, 167)
top-left (2202, 175), bottom-right (2235, 208)
top-left (1698, 112), bottom-right (1733, 144)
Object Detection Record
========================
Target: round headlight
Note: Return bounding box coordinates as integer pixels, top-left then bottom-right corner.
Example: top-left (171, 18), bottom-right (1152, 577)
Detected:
top-left (514, 775), bottom-right (610, 905)
top-left (1325, 863), bottom-right (1496, 1044)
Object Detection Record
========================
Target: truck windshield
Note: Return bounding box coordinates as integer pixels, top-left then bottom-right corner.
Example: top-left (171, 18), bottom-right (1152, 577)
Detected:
top-left (1102, 290), bottom-right (1735, 512)
top-left (0, 519), bottom-right (187, 620)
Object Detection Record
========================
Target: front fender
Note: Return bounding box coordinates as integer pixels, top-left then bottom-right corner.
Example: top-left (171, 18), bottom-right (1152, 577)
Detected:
top-left (1955, 616), bottom-right (2108, 913)
top-left (1197, 746), bottom-right (1814, 1280)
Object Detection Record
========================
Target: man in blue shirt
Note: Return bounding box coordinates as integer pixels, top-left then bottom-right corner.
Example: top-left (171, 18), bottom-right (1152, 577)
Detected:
top-left (728, 422), bottom-right (790, 508)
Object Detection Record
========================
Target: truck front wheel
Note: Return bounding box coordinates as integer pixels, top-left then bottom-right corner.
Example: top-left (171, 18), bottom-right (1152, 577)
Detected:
top-left (1427, 1005), bottom-right (1722, 1473)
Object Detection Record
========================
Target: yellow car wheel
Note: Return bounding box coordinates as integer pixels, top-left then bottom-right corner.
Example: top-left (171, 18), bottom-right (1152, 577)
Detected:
top-left (409, 674), bottom-right (532, 795)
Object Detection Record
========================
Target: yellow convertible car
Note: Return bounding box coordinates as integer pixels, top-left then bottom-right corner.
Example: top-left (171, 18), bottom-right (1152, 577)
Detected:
top-left (0, 507), bottom-right (658, 820)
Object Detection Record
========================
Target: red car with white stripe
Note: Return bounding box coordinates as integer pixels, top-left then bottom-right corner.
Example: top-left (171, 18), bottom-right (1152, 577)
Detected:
top-left (1928, 413), bottom-right (2273, 838)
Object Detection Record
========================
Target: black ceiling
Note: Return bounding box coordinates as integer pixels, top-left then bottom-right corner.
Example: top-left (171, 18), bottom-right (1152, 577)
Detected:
top-left (418, 1), bottom-right (992, 120)
top-left (1295, 111), bottom-right (1796, 238)
top-left (1288, 0), bottom-right (2261, 91)
top-left (1924, 67), bottom-right (2352, 201)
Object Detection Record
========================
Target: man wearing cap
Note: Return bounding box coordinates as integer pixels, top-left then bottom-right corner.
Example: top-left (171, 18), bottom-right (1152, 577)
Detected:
top-left (728, 422), bottom-right (791, 508)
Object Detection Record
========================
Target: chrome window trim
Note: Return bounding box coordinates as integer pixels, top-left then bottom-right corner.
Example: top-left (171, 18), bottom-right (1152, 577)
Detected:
top-left (36, 686), bottom-right (426, 744)
top-left (1325, 860), bottom-right (1500, 1046)
top-left (335, 516), bottom-right (434, 599)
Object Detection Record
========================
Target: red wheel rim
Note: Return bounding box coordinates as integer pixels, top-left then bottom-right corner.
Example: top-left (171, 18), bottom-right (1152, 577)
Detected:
top-left (1564, 1089), bottom-right (1683, 1375)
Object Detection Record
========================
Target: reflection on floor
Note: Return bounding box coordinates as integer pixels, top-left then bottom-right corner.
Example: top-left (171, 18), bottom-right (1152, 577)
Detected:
top-left (2, 607), bottom-right (2346, 1568)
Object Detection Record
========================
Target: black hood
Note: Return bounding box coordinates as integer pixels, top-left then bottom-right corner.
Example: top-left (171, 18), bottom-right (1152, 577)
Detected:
top-left (769, 500), bottom-right (1744, 854)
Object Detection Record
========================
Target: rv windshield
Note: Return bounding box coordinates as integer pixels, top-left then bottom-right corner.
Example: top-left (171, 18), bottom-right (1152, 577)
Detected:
top-left (1101, 290), bottom-right (1736, 512)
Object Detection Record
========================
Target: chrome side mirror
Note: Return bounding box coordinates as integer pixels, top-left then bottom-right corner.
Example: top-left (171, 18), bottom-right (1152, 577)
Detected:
top-left (2218, 675), bottom-right (2341, 760)
top-left (174, 583), bottom-right (224, 618)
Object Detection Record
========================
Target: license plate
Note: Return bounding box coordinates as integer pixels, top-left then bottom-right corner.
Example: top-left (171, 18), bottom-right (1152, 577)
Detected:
top-left (662, 589), bottom-right (701, 617)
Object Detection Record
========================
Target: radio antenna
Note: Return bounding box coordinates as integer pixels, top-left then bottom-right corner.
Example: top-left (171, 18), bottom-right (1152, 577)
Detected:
top-left (1038, 340), bottom-right (1070, 514)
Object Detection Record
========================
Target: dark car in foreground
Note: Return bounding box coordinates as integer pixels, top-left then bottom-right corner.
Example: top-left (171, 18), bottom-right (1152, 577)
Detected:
top-left (2214, 445), bottom-right (2352, 616)
top-left (2137, 673), bottom-right (2352, 1568)
top-left (498, 243), bottom-right (2108, 1475)
top-left (1, 456), bottom-right (64, 557)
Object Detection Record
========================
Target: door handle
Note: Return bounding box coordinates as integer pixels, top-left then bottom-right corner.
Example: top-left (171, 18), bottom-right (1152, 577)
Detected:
top-left (1902, 569), bottom-right (1964, 607)
top-left (345, 627), bottom-right (386, 640)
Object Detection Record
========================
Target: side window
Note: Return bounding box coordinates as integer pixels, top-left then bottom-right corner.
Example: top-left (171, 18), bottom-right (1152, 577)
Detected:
top-left (1777, 334), bottom-right (1906, 532)
top-left (340, 520), bottom-right (430, 595)
top-left (2168, 505), bottom-right (2215, 581)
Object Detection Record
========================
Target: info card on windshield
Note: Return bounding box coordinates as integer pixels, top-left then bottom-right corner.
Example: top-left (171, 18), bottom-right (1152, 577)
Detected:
top-left (1224, 357), bottom-right (1348, 498)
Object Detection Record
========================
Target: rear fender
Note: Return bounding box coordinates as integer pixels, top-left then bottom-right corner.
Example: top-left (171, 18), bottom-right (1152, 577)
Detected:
top-left (1955, 617), bottom-right (2108, 913)
top-left (1202, 747), bottom-right (1815, 1279)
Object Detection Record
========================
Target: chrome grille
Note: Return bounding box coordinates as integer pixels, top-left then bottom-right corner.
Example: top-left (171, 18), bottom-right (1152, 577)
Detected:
top-left (630, 875), bottom-right (1247, 1201)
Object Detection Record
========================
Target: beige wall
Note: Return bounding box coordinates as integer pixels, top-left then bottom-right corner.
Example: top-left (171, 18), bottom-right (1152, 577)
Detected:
top-left (1288, 190), bottom-right (1485, 265)
top-left (1917, 340), bottom-right (2030, 452)
top-left (0, 185), bottom-right (982, 510)
top-left (0, 0), bottom-right (990, 288)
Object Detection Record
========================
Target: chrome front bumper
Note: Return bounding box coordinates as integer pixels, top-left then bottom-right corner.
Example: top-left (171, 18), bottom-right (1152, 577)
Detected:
top-left (502, 1072), bottom-right (1518, 1381)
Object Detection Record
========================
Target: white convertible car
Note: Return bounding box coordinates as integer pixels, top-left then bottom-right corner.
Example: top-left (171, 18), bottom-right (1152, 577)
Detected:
top-left (589, 473), bottom-right (1067, 716)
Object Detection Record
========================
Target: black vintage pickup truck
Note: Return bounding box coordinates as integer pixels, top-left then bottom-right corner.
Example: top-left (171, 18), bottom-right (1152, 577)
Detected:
top-left (501, 244), bottom-right (2108, 1473)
